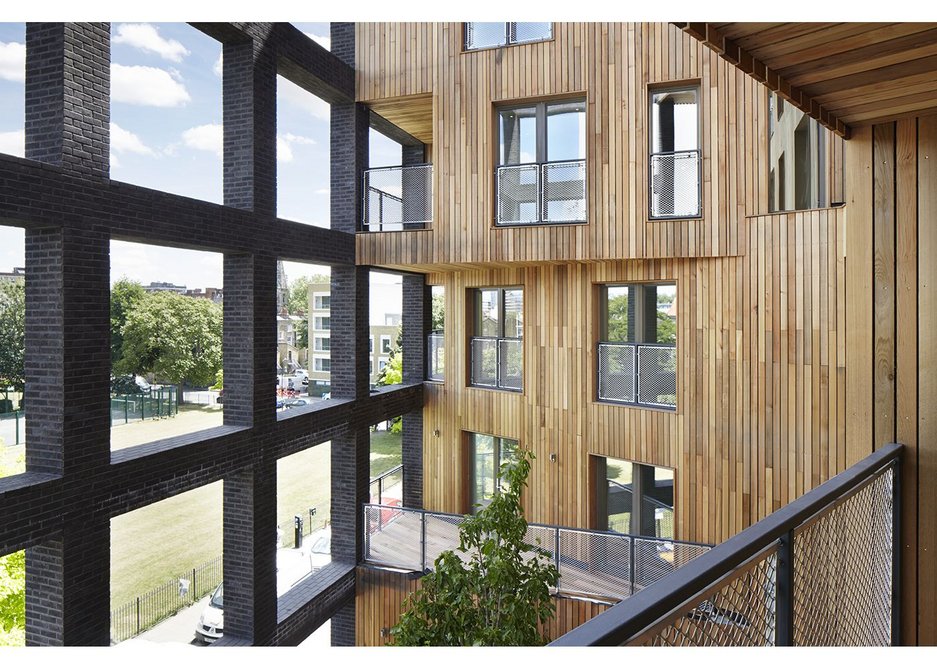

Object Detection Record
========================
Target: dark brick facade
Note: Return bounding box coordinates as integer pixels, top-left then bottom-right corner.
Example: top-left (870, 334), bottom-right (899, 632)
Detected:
top-left (0, 21), bottom-right (427, 647)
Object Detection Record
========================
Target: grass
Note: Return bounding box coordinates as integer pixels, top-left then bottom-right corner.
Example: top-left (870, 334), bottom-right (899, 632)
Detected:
top-left (370, 427), bottom-right (402, 478)
top-left (276, 443), bottom-right (331, 548)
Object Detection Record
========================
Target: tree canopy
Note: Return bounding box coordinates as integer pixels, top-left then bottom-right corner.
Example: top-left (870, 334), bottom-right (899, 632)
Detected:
top-left (0, 281), bottom-right (25, 395)
top-left (0, 460), bottom-right (25, 647)
top-left (287, 274), bottom-right (329, 315)
top-left (110, 278), bottom-right (146, 369)
top-left (391, 450), bottom-right (559, 646)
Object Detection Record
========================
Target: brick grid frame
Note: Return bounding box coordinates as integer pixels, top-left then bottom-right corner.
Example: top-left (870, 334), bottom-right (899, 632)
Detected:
top-left (0, 21), bottom-right (425, 647)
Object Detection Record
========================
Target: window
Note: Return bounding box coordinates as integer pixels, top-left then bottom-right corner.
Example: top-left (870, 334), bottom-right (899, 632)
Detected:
top-left (314, 316), bottom-right (330, 331)
top-left (597, 283), bottom-right (676, 409)
top-left (378, 359), bottom-right (387, 372)
top-left (468, 433), bottom-right (518, 510)
top-left (314, 337), bottom-right (330, 352)
top-left (380, 335), bottom-right (392, 354)
top-left (369, 359), bottom-right (373, 376)
top-left (496, 100), bottom-right (586, 225)
top-left (314, 295), bottom-right (330, 309)
top-left (595, 456), bottom-right (674, 539)
top-left (470, 287), bottom-right (523, 391)
top-left (428, 285), bottom-right (445, 381)
top-left (314, 358), bottom-right (331, 372)
top-left (649, 86), bottom-right (700, 219)
top-left (768, 92), bottom-right (831, 212)
top-left (464, 22), bottom-right (552, 50)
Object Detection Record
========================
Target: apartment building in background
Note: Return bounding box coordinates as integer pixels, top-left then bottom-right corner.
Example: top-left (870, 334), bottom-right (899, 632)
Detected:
top-left (0, 21), bottom-right (934, 648)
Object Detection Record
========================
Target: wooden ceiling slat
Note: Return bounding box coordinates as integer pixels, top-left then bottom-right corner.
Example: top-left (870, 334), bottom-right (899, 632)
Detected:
top-left (808, 53), bottom-right (937, 96)
top-left (727, 23), bottom-right (841, 51)
top-left (843, 92), bottom-right (937, 124)
top-left (736, 23), bottom-right (892, 61)
top-left (766, 23), bottom-right (933, 70)
top-left (820, 77), bottom-right (937, 112)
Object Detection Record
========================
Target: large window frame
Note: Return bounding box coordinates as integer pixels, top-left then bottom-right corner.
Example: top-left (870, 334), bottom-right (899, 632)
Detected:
top-left (648, 84), bottom-right (702, 220)
top-left (594, 456), bottom-right (675, 539)
top-left (463, 22), bottom-right (553, 51)
top-left (469, 287), bottom-right (524, 392)
top-left (467, 432), bottom-right (519, 511)
top-left (495, 99), bottom-right (587, 226)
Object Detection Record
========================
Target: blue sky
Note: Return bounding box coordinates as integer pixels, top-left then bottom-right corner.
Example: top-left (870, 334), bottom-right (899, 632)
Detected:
top-left (0, 21), bottom-right (403, 290)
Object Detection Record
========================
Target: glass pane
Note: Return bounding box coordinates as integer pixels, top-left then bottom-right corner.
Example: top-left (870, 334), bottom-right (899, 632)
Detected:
top-left (513, 22), bottom-right (552, 44)
top-left (472, 434), bottom-right (497, 507)
top-left (466, 22), bottom-right (506, 50)
top-left (478, 289), bottom-right (500, 337)
top-left (606, 457), bottom-right (634, 534)
top-left (499, 107), bottom-right (537, 165)
top-left (498, 438), bottom-right (518, 491)
top-left (650, 88), bottom-right (698, 153)
top-left (546, 100), bottom-right (586, 161)
top-left (655, 284), bottom-right (677, 344)
top-left (605, 285), bottom-right (630, 342)
top-left (503, 288), bottom-right (523, 338)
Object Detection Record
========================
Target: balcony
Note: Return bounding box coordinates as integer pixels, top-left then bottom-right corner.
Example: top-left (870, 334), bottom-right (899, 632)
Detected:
top-left (427, 331), bottom-right (444, 382)
top-left (553, 444), bottom-right (901, 646)
top-left (470, 336), bottom-right (522, 391)
top-left (598, 342), bottom-right (676, 409)
top-left (496, 159), bottom-right (586, 226)
top-left (649, 150), bottom-right (701, 219)
top-left (363, 504), bottom-right (711, 602)
top-left (362, 164), bottom-right (433, 231)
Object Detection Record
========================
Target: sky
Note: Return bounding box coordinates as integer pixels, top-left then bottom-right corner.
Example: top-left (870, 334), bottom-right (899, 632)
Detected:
top-left (0, 21), bottom-right (404, 291)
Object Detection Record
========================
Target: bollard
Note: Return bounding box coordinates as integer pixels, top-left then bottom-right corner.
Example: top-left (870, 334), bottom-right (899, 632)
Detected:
top-left (294, 515), bottom-right (304, 549)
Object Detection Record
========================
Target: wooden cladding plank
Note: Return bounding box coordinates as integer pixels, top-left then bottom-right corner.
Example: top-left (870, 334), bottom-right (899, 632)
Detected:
top-left (873, 124), bottom-right (897, 450)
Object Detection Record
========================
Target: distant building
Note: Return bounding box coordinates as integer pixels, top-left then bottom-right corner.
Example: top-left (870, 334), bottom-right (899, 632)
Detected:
top-left (183, 287), bottom-right (224, 304)
top-left (143, 281), bottom-right (186, 294)
top-left (0, 267), bottom-right (25, 285)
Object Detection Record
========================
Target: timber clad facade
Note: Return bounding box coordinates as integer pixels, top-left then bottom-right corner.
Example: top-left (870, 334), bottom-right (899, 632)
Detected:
top-left (0, 20), bottom-right (935, 648)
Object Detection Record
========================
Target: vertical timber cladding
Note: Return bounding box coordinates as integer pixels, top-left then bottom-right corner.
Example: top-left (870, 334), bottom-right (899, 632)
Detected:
top-left (420, 205), bottom-right (846, 546)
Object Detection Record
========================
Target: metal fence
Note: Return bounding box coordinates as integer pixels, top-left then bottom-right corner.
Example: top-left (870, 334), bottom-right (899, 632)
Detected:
top-left (110, 386), bottom-right (178, 426)
top-left (464, 22), bottom-right (553, 50)
top-left (0, 410), bottom-right (24, 446)
top-left (363, 164), bottom-right (433, 231)
top-left (470, 336), bottom-right (523, 391)
top-left (362, 504), bottom-right (711, 602)
top-left (427, 331), bottom-right (444, 381)
top-left (369, 464), bottom-right (403, 505)
top-left (110, 555), bottom-right (223, 644)
top-left (552, 443), bottom-right (901, 646)
top-left (598, 342), bottom-right (676, 409)
top-left (497, 160), bottom-right (586, 225)
top-left (650, 149), bottom-right (701, 219)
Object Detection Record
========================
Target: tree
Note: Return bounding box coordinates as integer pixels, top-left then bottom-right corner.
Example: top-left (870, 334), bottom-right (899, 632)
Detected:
top-left (119, 291), bottom-right (223, 388)
top-left (606, 292), bottom-right (629, 342)
top-left (287, 274), bottom-right (329, 315)
top-left (431, 291), bottom-right (445, 331)
top-left (0, 281), bottom-right (25, 396)
top-left (295, 318), bottom-right (308, 350)
top-left (110, 278), bottom-right (146, 369)
top-left (391, 450), bottom-right (559, 646)
top-left (0, 460), bottom-right (25, 647)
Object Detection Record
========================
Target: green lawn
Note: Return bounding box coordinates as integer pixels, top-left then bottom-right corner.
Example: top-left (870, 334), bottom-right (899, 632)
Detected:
top-left (370, 427), bottom-right (402, 478)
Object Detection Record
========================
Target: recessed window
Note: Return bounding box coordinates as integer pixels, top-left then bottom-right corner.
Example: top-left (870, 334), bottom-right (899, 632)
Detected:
top-left (468, 432), bottom-right (518, 511)
top-left (464, 22), bottom-right (552, 50)
top-left (595, 456), bottom-right (674, 539)
top-left (597, 283), bottom-right (676, 409)
top-left (314, 316), bottom-right (330, 331)
top-left (314, 357), bottom-right (330, 372)
top-left (314, 295), bottom-right (330, 309)
top-left (427, 285), bottom-right (445, 382)
top-left (497, 100), bottom-right (586, 225)
top-left (768, 91), bottom-right (831, 212)
top-left (470, 287), bottom-right (523, 391)
top-left (380, 335), bottom-right (392, 354)
top-left (649, 86), bottom-right (700, 219)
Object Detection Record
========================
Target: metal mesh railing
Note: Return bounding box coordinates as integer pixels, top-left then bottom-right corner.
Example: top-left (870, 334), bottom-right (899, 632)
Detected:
top-left (464, 22), bottom-right (552, 50)
top-left (650, 150), bottom-right (701, 219)
top-left (552, 445), bottom-right (901, 647)
top-left (497, 160), bottom-right (587, 225)
top-left (362, 504), bottom-right (710, 602)
top-left (470, 337), bottom-right (523, 391)
top-left (598, 343), bottom-right (676, 409)
top-left (542, 160), bottom-right (586, 222)
top-left (362, 164), bottom-right (433, 231)
top-left (427, 332), bottom-right (444, 381)
top-left (369, 464), bottom-right (403, 506)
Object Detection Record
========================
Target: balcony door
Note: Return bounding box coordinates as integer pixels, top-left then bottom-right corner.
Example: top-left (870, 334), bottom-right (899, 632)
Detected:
top-left (594, 456), bottom-right (674, 539)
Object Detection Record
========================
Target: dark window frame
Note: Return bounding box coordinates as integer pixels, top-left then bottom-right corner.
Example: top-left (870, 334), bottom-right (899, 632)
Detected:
top-left (463, 22), bottom-right (553, 51)
top-left (647, 83), bottom-right (702, 220)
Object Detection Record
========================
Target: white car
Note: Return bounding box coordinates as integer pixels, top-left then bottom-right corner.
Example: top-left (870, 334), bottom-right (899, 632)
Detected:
top-left (194, 583), bottom-right (224, 644)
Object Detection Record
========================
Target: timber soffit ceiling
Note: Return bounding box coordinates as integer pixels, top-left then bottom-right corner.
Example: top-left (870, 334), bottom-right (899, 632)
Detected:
top-left (675, 22), bottom-right (937, 138)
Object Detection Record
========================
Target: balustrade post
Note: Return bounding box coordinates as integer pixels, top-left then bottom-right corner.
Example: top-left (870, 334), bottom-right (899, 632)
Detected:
top-left (776, 531), bottom-right (794, 646)
top-left (891, 458), bottom-right (902, 646)
top-left (629, 538), bottom-right (636, 596)
top-left (420, 510), bottom-right (427, 572)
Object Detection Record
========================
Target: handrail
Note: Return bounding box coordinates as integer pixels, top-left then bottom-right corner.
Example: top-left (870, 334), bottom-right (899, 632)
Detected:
top-left (551, 443), bottom-right (902, 646)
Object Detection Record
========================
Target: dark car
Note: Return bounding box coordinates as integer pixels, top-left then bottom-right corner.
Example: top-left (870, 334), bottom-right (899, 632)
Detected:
top-left (110, 375), bottom-right (150, 395)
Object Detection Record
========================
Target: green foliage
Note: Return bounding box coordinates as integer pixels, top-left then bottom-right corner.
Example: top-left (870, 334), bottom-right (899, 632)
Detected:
top-left (211, 368), bottom-right (223, 391)
top-left (391, 450), bottom-right (559, 646)
top-left (110, 278), bottom-right (146, 370)
top-left (656, 311), bottom-right (676, 344)
top-left (0, 549), bottom-right (25, 642)
top-left (431, 291), bottom-right (445, 331)
top-left (119, 291), bottom-right (223, 387)
top-left (294, 318), bottom-right (308, 350)
top-left (288, 274), bottom-right (329, 315)
top-left (0, 281), bottom-right (25, 394)
top-left (606, 293), bottom-right (629, 342)
top-left (376, 324), bottom-right (403, 387)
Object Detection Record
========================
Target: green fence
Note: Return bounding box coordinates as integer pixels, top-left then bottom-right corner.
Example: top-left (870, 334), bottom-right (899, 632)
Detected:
top-left (0, 410), bottom-right (24, 446)
top-left (110, 386), bottom-right (178, 427)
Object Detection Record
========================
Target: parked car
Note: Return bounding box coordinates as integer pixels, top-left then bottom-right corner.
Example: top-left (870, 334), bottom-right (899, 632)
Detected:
top-left (194, 583), bottom-right (224, 644)
top-left (110, 375), bottom-right (151, 395)
top-left (283, 398), bottom-right (308, 409)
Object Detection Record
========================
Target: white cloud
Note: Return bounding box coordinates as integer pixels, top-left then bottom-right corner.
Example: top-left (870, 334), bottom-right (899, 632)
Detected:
top-left (277, 133), bottom-right (316, 163)
top-left (0, 41), bottom-right (25, 83)
top-left (213, 51), bottom-right (223, 77)
top-left (110, 152), bottom-right (120, 168)
top-left (0, 129), bottom-right (24, 157)
top-left (111, 63), bottom-right (191, 107)
top-left (110, 122), bottom-right (155, 156)
top-left (278, 77), bottom-right (329, 121)
top-left (112, 24), bottom-right (190, 63)
top-left (182, 123), bottom-right (223, 158)
top-left (314, 188), bottom-right (330, 196)
top-left (304, 33), bottom-right (331, 51)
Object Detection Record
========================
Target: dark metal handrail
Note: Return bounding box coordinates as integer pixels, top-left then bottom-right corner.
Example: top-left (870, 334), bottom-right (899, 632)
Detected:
top-left (369, 464), bottom-right (403, 505)
top-left (551, 442), bottom-right (902, 646)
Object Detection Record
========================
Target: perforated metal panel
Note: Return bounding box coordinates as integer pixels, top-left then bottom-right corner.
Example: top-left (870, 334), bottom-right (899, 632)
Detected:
top-left (631, 547), bottom-right (779, 646)
top-left (363, 164), bottom-right (432, 230)
top-left (598, 343), bottom-right (636, 403)
top-left (650, 150), bottom-right (701, 218)
top-left (470, 337), bottom-right (499, 387)
top-left (465, 22), bottom-right (507, 49)
top-left (423, 512), bottom-right (464, 569)
top-left (497, 164), bottom-right (540, 224)
top-left (363, 505), bottom-right (418, 570)
top-left (427, 332), bottom-right (444, 381)
top-left (558, 529), bottom-right (633, 600)
top-left (512, 22), bottom-right (552, 44)
top-left (637, 345), bottom-right (677, 408)
top-left (542, 160), bottom-right (586, 222)
top-left (499, 338), bottom-right (523, 390)
top-left (792, 468), bottom-right (894, 646)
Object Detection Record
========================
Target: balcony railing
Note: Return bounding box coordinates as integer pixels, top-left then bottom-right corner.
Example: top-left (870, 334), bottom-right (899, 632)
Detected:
top-left (427, 331), bottom-right (444, 381)
top-left (470, 336), bottom-right (523, 391)
top-left (598, 342), bottom-right (676, 409)
top-left (496, 159), bottom-right (586, 225)
top-left (649, 150), bottom-right (701, 219)
top-left (552, 443), bottom-right (901, 646)
top-left (464, 22), bottom-right (553, 50)
top-left (362, 164), bottom-right (433, 231)
top-left (369, 464), bottom-right (403, 506)
top-left (363, 504), bottom-right (711, 602)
